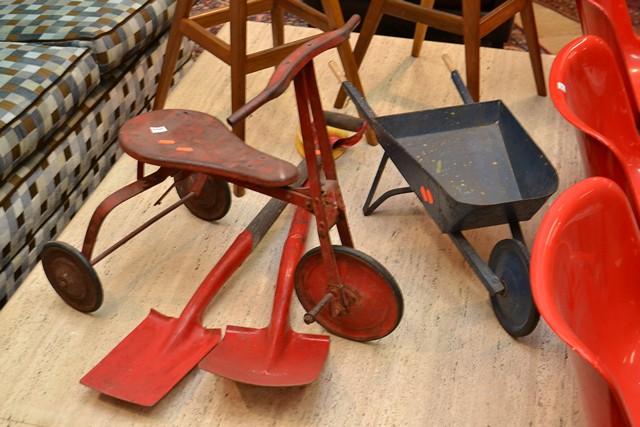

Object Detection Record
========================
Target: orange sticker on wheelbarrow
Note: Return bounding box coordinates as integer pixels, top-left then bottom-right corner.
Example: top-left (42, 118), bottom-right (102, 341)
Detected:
top-left (175, 146), bottom-right (194, 152)
top-left (420, 186), bottom-right (434, 204)
top-left (158, 139), bottom-right (175, 145)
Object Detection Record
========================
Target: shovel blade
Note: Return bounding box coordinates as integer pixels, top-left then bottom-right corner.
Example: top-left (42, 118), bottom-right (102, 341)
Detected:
top-left (199, 325), bottom-right (330, 387)
top-left (81, 309), bottom-right (221, 406)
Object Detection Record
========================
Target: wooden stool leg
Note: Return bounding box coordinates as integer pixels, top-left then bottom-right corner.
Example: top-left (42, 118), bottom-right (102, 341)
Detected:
top-left (411, 0), bottom-right (436, 58)
top-left (520, 0), bottom-right (547, 96)
top-left (462, 0), bottom-right (481, 101)
top-left (271, 0), bottom-right (285, 46)
top-left (231, 0), bottom-right (248, 196)
top-left (153, 0), bottom-right (192, 110)
top-left (333, 0), bottom-right (384, 109)
top-left (321, 0), bottom-right (377, 145)
top-left (321, 1), bottom-right (363, 103)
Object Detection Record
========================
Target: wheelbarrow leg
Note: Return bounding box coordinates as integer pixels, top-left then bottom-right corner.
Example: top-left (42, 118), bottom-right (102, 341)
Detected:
top-left (450, 230), bottom-right (538, 337)
top-left (448, 231), bottom-right (505, 295)
top-left (363, 153), bottom-right (412, 216)
top-left (508, 221), bottom-right (527, 251)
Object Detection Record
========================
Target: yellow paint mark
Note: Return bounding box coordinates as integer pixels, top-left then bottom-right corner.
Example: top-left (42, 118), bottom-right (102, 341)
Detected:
top-left (176, 146), bottom-right (194, 152)
top-left (158, 139), bottom-right (176, 145)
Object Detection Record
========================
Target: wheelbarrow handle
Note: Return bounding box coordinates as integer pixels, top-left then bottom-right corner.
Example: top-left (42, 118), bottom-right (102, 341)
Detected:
top-left (338, 80), bottom-right (389, 135)
top-left (441, 54), bottom-right (475, 105)
top-left (245, 161), bottom-right (307, 246)
top-left (227, 15), bottom-right (361, 127)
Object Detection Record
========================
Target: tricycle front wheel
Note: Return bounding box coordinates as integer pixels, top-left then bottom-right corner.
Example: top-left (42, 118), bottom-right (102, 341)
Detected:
top-left (294, 246), bottom-right (403, 342)
top-left (489, 239), bottom-right (539, 337)
top-left (175, 174), bottom-right (231, 221)
top-left (41, 241), bottom-right (103, 313)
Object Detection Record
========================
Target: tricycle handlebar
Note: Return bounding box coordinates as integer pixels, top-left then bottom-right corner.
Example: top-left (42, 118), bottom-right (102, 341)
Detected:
top-left (227, 15), bottom-right (360, 127)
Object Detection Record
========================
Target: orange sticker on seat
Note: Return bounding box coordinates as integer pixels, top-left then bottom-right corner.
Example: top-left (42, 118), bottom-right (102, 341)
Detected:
top-left (158, 139), bottom-right (175, 145)
top-left (420, 186), bottom-right (434, 204)
top-left (176, 146), bottom-right (194, 152)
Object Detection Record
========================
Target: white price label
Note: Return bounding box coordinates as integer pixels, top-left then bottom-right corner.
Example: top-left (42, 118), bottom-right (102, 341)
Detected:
top-left (150, 126), bottom-right (168, 134)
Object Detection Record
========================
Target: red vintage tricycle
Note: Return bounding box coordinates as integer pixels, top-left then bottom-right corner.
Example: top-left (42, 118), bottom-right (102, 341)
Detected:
top-left (40, 17), bottom-right (403, 405)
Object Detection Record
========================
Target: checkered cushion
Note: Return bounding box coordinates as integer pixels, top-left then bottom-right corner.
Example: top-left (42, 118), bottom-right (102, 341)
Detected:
top-left (0, 43), bottom-right (100, 182)
top-left (0, 32), bottom-right (193, 304)
top-left (0, 0), bottom-right (176, 72)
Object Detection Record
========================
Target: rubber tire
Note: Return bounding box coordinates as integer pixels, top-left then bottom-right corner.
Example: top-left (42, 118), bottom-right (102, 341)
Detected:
top-left (488, 239), bottom-right (539, 337)
top-left (294, 245), bottom-right (404, 342)
top-left (41, 241), bottom-right (103, 313)
top-left (175, 174), bottom-right (232, 221)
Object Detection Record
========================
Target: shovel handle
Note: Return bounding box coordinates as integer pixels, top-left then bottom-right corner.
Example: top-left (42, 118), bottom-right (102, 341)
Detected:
top-left (182, 163), bottom-right (309, 322)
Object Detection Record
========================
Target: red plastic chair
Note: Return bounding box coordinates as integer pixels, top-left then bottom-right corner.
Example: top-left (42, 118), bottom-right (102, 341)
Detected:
top-left (550, 35), bottom-right (640, 215)
top-left (576, 0), bottom-right (640, 120)
top-left (530, 177), bottom-right (640, 427)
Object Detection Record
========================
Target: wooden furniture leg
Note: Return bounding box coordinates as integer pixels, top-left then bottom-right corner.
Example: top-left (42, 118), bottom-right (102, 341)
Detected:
top-left (321, 0), bottom-right (377, 145)
top-left (153, 0), bottom-right (192, 109)
top-left (411, 0), bottom-right (436, 58)
top-left (462, 0), bottom-right (481, 101)
top-left (155, 0), bottom-right (373, 156)
top-left (334, 0), bottom-right (385, 109)
top-left (271, 0), bottom-right (285, 46)
top-left (231, 0), bottom-right (248, 196)
top-left (520, 0), bottom-right (547, 96)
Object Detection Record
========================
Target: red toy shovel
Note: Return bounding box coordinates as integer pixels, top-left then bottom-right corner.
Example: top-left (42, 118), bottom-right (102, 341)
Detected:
top-left (80, 196), bottom-right (289, 406)
top-left (199, 206), bottom-right (330, 386)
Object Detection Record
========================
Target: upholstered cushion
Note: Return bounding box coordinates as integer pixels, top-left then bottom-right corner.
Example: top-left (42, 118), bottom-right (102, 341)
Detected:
top-left (0, 0), bottom-right (176, 72)
top-left (0, 33), bottom-right (193, 303)
top-left (0, 43), bottom-right (100, 181)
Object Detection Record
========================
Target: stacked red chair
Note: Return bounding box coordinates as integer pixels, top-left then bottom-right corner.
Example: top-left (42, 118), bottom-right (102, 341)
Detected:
top-left (531, 177), bottom-right (640, 427)
top-left (577, 0), bottom-right (640, 120)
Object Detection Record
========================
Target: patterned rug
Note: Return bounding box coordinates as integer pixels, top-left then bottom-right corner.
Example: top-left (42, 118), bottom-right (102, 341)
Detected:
top-left (535, 0), bottom-right (639, 25)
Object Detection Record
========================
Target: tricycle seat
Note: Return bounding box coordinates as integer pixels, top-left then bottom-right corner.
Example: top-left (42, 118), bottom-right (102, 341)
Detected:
top-left (119, 109), bottom-right (299, 187)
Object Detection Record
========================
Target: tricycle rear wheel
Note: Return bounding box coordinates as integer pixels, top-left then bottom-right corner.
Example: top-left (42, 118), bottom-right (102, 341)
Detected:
top-left (489, 239), bottom-right (539, 337)
top-left (294, 246), bottom-right (403, 342)
top-left (175, 173), bottom-right (231, 221)
top-left (41, 241), bottom-right (103, 313)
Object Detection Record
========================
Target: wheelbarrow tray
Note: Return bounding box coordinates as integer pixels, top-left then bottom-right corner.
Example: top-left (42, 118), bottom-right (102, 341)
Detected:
top-left (374, 101), bottom-right (558, 232)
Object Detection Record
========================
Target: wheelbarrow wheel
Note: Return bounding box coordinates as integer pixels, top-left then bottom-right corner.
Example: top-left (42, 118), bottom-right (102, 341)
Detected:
top-left (488, 239), bottom-right (539, 337)
top-left (175, 174), bottom-right (231, 221)
top-left (40, 241), bottom-right (103, 313)
top-left (294, 246), bottom-right (403, 342)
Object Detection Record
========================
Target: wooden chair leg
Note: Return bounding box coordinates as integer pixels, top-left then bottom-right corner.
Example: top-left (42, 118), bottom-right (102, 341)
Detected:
top-left (271, 0), bottom-right (285, 46)
top-left (231, 0), bottom-right (248, 196)
top-left (153, 0), bottom-right (192, 110)
top-left (462, 0), bottom-right (481, 101)
top-left (520, 0), bottom-right (547, 96)
top-left (411, 0), bottom-right (436, 58)
top-left (321, 0), bottom-right (363, 103)
top-left (321, 0), bottom-right (377, 144)
top-left (333, 0), bottom-right (385, 109)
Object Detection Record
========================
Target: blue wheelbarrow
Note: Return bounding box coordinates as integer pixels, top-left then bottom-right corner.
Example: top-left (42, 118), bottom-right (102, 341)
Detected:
top-left (332, 56), bottom-right (558, 337)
